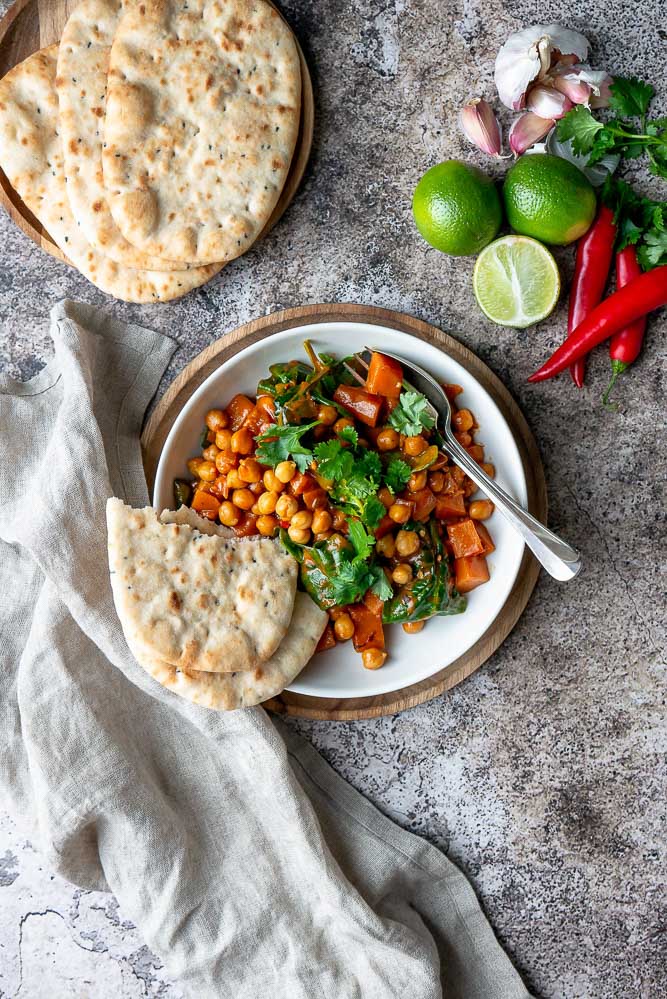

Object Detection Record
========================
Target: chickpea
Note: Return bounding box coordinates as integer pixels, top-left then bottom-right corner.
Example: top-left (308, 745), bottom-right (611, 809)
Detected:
top-left (376, 533), bottom-right (396, 558)
top-left (251, 502), bottom-right (261, 515)
top-left (249, 480), bottom-right (264, 495)
top-left (395, 529), bottom-right (419, 557)
top-left (314, 531), bottom-right (333, 542)
top-left (388, 502), bottom-right (411, 525)
top-left (290, 510), bottom-right (313, 531)
top-left (331, 508), bottom-right (349, 532)
top-left (218, 501), bottom-right (239, 527)
top-left (362, 648), bottom-right (387, 670)
top-left (317, 404), bottom-right (338, 426)
top-left (232, 488), bottom-right (255, 510)
top-left (198, 460), bottom-right (217, 482)
top-left (202, 443), bottom-right (220, 462)
top-left (334, 613), bottom-right (354, 641)
top-left (275, 494), bottom-right (299, 520)
top-left (287, 525), bottom-right (311, 545)
top-left (256, 515), bottom-right (278, 537)
top-left (231, 428), bottom-right (253, 454)
top-left (377, 427), bottom-right (400, 451)
top-left (452, 408), bottom-right (474, 433)
top-left (403, 620), bottom-right (425, 634)
top-left (428, 471), bottom-right (445, 493)
top-left (469, 499), bottom-right (494, 520)
top-left (215, 450), bottom-right (236, 474)
top-left (205, 408), bottom-right (228, 432)
top-left (257, 491), bottom-right (278, 515)
top-left (226, 469), bottom-right (245, 490)
top-left (392, 563), bottom-right (413, 586)
top-left (408, 470), bottom-right (427, 492)
top-left (481, 463), bottom-right (495, 479)
top-left (263, 469), bottom-right (285, 493)
top-left (403, 435), bottom-right (427, 457)
top-left (378, 486), bottom-right (394, 509)
top-left (311, 509), bottom-right (332, 534)
top-left (333, 417), bottom-right (354, 435)
top-left (187, 457), bottom-right (204, 476)
top-left (275, 460), bottom-right (297, 483)
top-left (238, 458), bottom-right (262, 483)
top-left (215, 429), bottom-right (233, 451)
top-left (451, 466), bottom-right (466, 487)
top-left (455, 431), bottom-right (472, 448)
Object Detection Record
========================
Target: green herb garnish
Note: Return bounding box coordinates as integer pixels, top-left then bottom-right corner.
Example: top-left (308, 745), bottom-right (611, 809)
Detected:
top-left (383, 458), bottom-right (412, 494)
top-left (312, 438), bottom-right (385, 530)
top-left (602, 176), bottom-right (667, 269)
top-left (557, 77), bottom-right (667, 178)
top-left (255, 419), bottom-right (320, 472)
top-left (389, 390), bottom-right (436, 437)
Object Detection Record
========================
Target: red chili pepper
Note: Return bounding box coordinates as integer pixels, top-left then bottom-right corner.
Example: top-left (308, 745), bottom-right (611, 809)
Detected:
top-left (567, 204), bottom-right (617, 388)
top-left (528, 265), bottom-right (667, 383)
top-left (601, 246), bottom-right (647, 407)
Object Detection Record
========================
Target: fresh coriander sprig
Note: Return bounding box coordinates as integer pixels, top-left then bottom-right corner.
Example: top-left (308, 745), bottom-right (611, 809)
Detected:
top-left (389, 390), bottom-right (436, 437)
top-left (556, 77), bottom-right (667, 178)
top-left (602, 176), bottom-right (667, 269)
top-left (383, 458), bottom-right (412, 495)
top-left (312, 437), bottom-right (385, 530)
top-left (255, 419), bottom-right (320, 472)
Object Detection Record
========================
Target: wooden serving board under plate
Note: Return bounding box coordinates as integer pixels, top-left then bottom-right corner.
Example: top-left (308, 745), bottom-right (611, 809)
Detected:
top-left (142, 304), bottom-right (547, 722)
top-left (0, 0), bottom-right (314, 267)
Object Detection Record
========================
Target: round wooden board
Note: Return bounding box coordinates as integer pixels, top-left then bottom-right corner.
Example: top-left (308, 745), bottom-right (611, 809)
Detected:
top-left (0, 0), bottom-right (314, 269)
top-left (142, 304), bottom-right (547, 722)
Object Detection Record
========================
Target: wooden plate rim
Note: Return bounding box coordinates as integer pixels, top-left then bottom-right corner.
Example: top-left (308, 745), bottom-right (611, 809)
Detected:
top-left (141, 303), bottom-right (546, 722)
top-left (0, 0), bottom-right (314, 269)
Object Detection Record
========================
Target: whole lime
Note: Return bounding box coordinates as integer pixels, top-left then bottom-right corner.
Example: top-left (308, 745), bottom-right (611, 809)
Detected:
top-left (503, 154), bottom-right (596, 246)
top-left (412, 160), bottom-right (502, 256)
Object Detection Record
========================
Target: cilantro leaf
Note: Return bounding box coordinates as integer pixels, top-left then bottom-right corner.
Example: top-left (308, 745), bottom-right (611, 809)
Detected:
top-left (355, 450), bottom-right (382, 482)
top-left (348, 519), bottom-right (375, 561)
top-left (384, 458), bottom-right (411, 494)
top-left (313, 439), bottom-right (353, 481)
top-left (609, 77), bottom-right (654, 118)
top-left (337, 425), bottom-right (358, 446)
top-left (370, 565), bottom-right (393, 601)
top-left (255, 419), bottom-right (319, 473)
top-left (556, 106), bottom-right (604, 156)
top-left (389, 390), bottom-right (436, 437)
top-left (637, 229), bottom-right (667, 269)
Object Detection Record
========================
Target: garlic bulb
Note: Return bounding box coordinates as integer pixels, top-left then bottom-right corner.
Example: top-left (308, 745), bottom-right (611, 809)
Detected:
top-left (494, 24), bottom-right (589, 110)
top-left (459, 99), bottom-right (502, 156)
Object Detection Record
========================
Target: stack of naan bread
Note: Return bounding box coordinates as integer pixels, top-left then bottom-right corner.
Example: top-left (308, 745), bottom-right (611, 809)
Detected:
top-left (0, 0), bottom-right (301, 302)
top-left (106, 499), bottom-right (327, 709)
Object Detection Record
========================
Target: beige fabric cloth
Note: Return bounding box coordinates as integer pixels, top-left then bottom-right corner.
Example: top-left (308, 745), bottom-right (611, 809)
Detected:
top-left (0, 300), bottom-right (531, 999)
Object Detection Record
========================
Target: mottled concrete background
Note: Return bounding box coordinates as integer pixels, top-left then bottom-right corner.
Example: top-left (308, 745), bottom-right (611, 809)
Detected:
top-left (0, 0), bottom-right (665, 996)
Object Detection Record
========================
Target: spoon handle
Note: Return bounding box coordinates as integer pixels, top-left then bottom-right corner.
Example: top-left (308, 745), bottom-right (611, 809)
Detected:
top-left (442, 431), bottom-right (581, 581)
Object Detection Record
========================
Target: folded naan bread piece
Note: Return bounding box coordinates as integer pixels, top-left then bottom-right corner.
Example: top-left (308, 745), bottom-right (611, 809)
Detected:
top-left (103, 0), bottom-right (301, 264)
top-left (129, 592), bottom-right (327, 710)
top-left (106, 498), bottom-right (297, 673)
top-left (56, 0), bottom-right (190, 271)
top-left (0, 47), bottom-right (220, 302)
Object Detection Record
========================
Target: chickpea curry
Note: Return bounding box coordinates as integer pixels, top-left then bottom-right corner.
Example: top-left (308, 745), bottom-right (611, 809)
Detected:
top-left (174, 346), bottom-right (496, 671)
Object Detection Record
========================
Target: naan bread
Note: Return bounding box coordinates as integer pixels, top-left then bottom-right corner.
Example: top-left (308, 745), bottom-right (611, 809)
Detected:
top-left (0, 47), bottom-right (220, 302)
top-left (103, 0), bottom-right (301, 263)
top-left (56, 0), bottom-right (190, 270)
top-left (130, 592), bottom-right (327, 710)
top-left (106, 498), bottom-right (297, 672)
top-left (160, 505), bottom-right (234, 537)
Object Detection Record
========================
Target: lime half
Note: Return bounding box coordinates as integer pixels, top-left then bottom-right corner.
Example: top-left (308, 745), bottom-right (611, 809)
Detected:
top-left (473, 235), bottom-right (560, 328)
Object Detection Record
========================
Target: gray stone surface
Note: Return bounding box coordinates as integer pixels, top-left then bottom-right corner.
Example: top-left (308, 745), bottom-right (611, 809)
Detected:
top-left (0, 1), bottom-right (665, 997)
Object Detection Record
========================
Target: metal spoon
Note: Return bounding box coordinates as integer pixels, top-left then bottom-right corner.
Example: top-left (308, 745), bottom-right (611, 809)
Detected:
top-left (353, 348), bottom-right (581, 582)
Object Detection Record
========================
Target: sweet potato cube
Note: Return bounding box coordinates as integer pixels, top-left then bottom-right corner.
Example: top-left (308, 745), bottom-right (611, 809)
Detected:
top-left (227, 393), bottom-right (255, 430)
top-left (190, 490), bottom-right (221, 520)
top-left (447, 519), bottom-right (485, 558)
top-left (365, 352), bottom-right (403, 399)
top-left (474, 522), bottom-right (495, 555)
top-left (455, 554), bottom-right (490, 593)
top-left (435, 491), bottom-right (466, 519)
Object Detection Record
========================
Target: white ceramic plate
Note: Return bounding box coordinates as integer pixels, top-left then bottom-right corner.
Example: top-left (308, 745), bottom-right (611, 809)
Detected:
top-left (154, 322), bottom-right (527, 698)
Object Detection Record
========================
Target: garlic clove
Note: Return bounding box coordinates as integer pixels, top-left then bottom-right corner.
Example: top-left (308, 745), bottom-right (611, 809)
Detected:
top-left (553, 74), bottom-right (591, 105)
top-left (527, 84), bottom-right (573, 120)
top-left (459, 98), bottom-right (503, 156)
top-left (494, 24), bottom-right (589, 110)
top-left (509, 112), bottom-right (555, 155)
top-left (553, 64), bottom-right (612, 107)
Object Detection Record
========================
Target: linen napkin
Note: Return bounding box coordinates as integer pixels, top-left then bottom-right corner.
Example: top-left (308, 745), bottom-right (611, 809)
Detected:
top-left (0, 300), bottom-right (531, 999)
